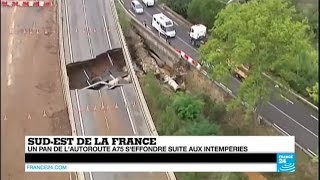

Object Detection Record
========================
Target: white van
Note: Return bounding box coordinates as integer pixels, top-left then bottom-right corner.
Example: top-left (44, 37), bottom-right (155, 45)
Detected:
top-left (142, 0), bottom-right (155, 7)
top-left (151, 13), bottom-right (176, 38)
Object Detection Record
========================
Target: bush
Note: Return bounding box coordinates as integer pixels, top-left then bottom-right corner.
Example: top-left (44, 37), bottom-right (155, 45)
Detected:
top-left (157, 107), bottom-right (182, 135)
top-left (198, 94), bottom-right (226, 122)
top-left (186, 117), bottom-right (219, 135)
top-left (173, 92), bottom-right (205, 121)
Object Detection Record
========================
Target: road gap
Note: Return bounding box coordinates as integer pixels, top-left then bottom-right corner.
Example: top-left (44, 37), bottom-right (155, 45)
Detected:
top-left (67, 49), bottom-right (129, 90)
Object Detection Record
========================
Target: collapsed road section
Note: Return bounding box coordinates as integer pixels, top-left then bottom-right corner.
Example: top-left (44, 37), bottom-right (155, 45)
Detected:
top-left (60, 0), bottom-right (172, 179)
top-left (67, 49), bottom-right (130, 90)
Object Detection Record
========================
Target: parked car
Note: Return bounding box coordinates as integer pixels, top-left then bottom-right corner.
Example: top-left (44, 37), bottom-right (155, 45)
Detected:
top-left (131, 0), bottom-right (144, 14)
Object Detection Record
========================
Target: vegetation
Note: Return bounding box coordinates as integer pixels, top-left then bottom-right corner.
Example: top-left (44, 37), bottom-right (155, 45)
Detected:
top-left (199, 0), bottom-right (318, 114)
top-left (187, 0), bottom-right (226, 28)
top-left (140, 74), bottom-right (247, 179)
top-left (115, 0), bottom-right (130, 34)
top-left (307, 82), bottom-right (319, 105)
top-left (163, 0), bottom-right (319, 106)
top-left (292, 0), bottom-right (319, 45)
top-left (163, 0), bottom-right (192, 18)
top-left (173, 92), bottom-right (204, 121)
top-left (140, 74), bottom-right (221, 136)
top-left (139, 72), bottom-right (318, 180)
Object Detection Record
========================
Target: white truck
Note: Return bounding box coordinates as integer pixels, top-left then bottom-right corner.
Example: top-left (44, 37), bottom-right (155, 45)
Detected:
top-left (142, 0), bottom-right (155, 7)
top-left (189, 24), bottom-right (207, 47)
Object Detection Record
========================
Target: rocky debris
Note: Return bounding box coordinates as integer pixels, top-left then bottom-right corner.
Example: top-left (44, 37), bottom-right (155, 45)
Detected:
top-left (127, 29), bottom-right (187, 91)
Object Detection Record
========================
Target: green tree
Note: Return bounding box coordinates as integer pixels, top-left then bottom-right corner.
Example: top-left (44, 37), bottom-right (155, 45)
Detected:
top-left (307, 83), bottom-right (318, 105)
top-left (292, 1), bottom-right (319, 44)
top-left (199, 0), bottom-right (318, 113)
top-left (157, 107), bottom-right (182, 135)
top-left (198, 94), bottom-right (226, 122)
top-left (163, 0), bottom-right (192, 18)
top-left (186, 118), bottom-right (219, 135)
top-left (173, 92), bottom-right (204, 121)
top-left (187, 0), bottom-right (226, 29)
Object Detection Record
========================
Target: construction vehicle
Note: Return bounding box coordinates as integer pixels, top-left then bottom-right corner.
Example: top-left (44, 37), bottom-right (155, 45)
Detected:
top-left (227, 59), bottom-right (249, 80)
top-left (189, 24), bottom-right (207, 47)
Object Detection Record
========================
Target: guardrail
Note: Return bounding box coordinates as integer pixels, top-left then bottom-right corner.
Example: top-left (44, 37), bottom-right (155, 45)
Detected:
top-left (160, 3), bottom-right (318, 111)
top-left (114, 1), bottom-right (177, 179)
top-left (57, 0), bottom-right (85, 179)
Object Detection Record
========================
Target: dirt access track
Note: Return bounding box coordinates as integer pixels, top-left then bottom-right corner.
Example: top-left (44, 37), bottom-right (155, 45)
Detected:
top-left (1, 3), bottom-right (71, 180)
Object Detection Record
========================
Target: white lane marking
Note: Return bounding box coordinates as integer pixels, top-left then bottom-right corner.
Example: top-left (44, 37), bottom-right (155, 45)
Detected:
top-left (65, 0), bottom-right (86, 137)
top-left (268, 102), bottom-right (318, 138)
top-left (120, 87), bottom-right (137, 135)
top-left (65, 2), bottom-right (97, 179)
top-left (280, 94), bottom-right (294, 104)
top-left (155, 6), bottom-right (179, 26)
top-left (89, 171), bottom-right (94, 180)
top-left (109, 64), bottom-right (136, 133)
top-left (311, 114), bottom-right (318, 121)
top-left (82, 0), bottom-right (94, 58)
top-left (273, 123), bottom-right (290, 136)
top-left (6, 6), bottom-right (17, 86)
top-left (129, 9), bottom-right (136, 17)
top-left (176, 35), bottom-right (198, 53)
top-left (102, 14), bottom-right (114, 66)
top-left (144, 9), bottom-right (195, 52)
top-left (83, 69), bottom-right (91, 85)
top-left (107, 52), bottom-right (114, 66)
top-left (98, 90), bottom-right (109, 130)
top-left (144, 11), bottom-right (152, 18)
top-left (75, 90), bottom-right (85, 135)
top-left (64, 0), bottom-right (73, 63)
top-left (105, 23), bottom-right (137, 135)
top-left (307, 149), bottom-right (317, 157)
top-left (102, 15), bottom-right (112, 49)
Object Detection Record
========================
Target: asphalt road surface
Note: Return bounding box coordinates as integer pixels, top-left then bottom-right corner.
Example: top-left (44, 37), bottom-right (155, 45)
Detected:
top-left (121, 0), bottom-right (318, 156)
top-left (61, 0), bottom-right (169, 179)
top-left (1, 4), bottom-right (72, 180)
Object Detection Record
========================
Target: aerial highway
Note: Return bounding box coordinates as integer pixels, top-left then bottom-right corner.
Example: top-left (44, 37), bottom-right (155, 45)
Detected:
top-left (120, 0), bottom-right (318, 156)
top-left (61, 0), bottom-right (169, 179)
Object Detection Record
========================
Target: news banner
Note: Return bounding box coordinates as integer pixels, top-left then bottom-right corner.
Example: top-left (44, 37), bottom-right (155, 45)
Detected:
top-left (25, 136), bottom-right (295, 172)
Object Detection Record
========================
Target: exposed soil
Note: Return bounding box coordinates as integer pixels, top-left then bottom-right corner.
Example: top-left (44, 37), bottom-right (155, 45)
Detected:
top-left (67, 49), bottom-right (127, 89)
top-left (1, 4), bottom-right (70, 180)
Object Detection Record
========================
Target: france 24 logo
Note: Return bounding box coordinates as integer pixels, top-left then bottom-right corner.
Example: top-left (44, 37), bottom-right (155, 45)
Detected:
top-left (276, 153), bottom-right (296, 172)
